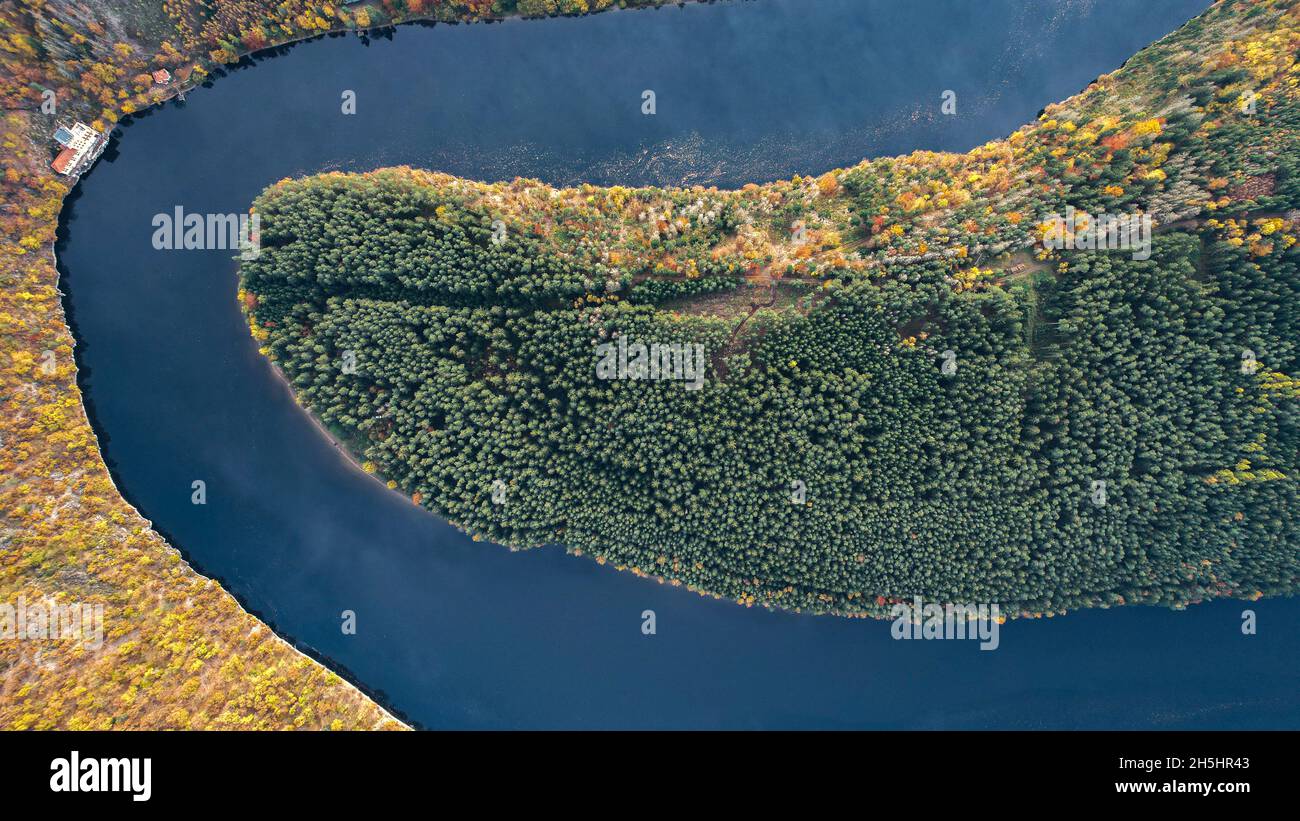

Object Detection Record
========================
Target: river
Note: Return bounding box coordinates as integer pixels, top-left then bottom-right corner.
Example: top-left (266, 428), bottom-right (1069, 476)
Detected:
top-left (56, 0), bottom-right (1300, 728)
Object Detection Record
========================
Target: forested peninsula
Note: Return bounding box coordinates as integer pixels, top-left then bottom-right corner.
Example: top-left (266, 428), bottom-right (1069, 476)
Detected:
top-left (242, 1), bottom-right (1300, 617)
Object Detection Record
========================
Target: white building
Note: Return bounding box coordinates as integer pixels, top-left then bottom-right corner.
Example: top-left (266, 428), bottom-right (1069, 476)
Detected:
top-left (51, 122), bottom-right (103, 176)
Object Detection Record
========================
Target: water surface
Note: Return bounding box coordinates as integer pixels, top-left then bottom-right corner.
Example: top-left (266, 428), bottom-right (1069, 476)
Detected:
top-left (59, 0), bottom-right (1300, 728)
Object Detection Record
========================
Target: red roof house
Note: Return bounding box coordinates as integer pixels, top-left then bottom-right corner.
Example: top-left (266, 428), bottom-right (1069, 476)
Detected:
top-left (51, 147), bottom-right (78, 175)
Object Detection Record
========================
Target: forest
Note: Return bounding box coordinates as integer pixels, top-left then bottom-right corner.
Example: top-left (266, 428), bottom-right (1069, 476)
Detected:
top-left (243, 0), bottom-right (1300, 617)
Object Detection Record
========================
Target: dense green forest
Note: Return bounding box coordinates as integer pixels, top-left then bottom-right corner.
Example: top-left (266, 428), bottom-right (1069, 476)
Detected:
top-left (241, 0), bottom-right (1300, 617)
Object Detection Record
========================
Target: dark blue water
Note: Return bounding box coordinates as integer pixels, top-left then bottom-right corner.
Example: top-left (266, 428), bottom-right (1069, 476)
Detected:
top-left (58, 0), bottom-right (1300, 728)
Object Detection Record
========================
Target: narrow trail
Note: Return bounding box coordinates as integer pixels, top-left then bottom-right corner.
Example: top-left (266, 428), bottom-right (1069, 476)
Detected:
top-left (713, 278), bottom-right (779, 380)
